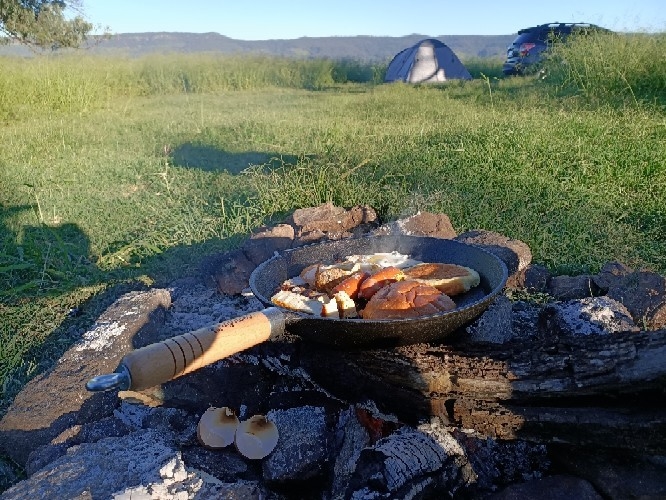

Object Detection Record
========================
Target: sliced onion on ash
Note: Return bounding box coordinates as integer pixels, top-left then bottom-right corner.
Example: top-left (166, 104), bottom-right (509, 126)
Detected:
top-left (234, 415), bottom-right (279, 459)
top-left (196, 406), bottom-right (240, 448)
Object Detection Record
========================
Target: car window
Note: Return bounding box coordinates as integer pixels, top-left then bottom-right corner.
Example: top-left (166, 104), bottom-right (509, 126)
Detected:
top-left (513, 32), bottom-right (540, 44)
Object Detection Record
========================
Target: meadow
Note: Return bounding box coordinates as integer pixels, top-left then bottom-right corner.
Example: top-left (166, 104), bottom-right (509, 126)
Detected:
top-left (1, 31), bottom-right (665, 418)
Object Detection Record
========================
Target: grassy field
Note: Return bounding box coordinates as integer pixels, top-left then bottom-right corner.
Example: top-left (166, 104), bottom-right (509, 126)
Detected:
top-left (1, 31), bottom-right (665, 422)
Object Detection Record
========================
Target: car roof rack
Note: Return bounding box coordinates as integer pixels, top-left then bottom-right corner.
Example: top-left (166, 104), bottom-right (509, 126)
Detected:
top-left (517, 22), bottom-right (599, 34)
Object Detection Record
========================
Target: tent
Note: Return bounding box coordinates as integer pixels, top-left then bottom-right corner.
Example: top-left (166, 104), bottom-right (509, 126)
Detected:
top-left (385, 38), bottom-right (472, 83)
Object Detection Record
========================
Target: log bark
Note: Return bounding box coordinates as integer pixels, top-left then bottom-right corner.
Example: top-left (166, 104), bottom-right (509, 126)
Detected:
top-left (300, 329), bottom-right (666, 453)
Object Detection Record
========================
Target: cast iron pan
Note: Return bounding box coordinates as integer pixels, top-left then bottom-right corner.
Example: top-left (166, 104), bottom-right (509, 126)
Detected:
top-left (86, 234), bottom-right (508, 392)
top-left (250, 234), bottom-right (507, 346)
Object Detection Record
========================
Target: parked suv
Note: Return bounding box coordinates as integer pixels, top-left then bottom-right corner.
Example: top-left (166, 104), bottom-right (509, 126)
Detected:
top-left (502, 22), bottom-right (608, 76)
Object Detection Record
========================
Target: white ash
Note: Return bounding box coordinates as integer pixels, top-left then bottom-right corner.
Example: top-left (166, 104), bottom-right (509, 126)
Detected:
top-left (164, 282), bottom-right (263, 334)
top-left (72, 321), bottom-right (126, 354)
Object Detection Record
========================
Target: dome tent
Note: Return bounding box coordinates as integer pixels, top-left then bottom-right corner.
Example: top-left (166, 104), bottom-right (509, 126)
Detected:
top-left (385, 38), bottom-right (472, 83)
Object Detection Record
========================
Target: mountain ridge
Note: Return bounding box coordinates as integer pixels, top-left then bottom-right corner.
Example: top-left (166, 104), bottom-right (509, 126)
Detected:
top-left (1, 32), bottom-right (515, 60)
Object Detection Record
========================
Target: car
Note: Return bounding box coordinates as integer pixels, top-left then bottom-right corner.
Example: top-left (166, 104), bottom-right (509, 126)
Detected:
top-left (502, 22), bottom-right (609, 76)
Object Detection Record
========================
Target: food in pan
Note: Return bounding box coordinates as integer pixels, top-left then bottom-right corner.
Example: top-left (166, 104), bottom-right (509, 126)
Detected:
top-left (361, 280), bottom-right (456, 319)
top-left (331, 271), bottom-right (371, 300)
top-left (270, 251), bottom-right (481, 320)
top-left (403, 263), bottom-right (480, 296)
top-left (271, 290), bottom-right (325, 316)
top-left (344, 252), bottom-right (423, 270)
top-left (333, 290), bottom-right (359, 319)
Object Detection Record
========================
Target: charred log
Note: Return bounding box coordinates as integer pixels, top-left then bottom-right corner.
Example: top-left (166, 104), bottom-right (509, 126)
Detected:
top-left (300, 329), bottom-right (666, 453)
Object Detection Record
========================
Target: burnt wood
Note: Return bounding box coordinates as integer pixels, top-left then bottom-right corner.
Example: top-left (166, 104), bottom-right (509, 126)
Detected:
top-left (300, 329), bottom-right (666, 453)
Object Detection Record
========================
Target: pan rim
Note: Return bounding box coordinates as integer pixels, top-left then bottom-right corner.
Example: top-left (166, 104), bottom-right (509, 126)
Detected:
top-left (249, 234), bottom-right (509, 324)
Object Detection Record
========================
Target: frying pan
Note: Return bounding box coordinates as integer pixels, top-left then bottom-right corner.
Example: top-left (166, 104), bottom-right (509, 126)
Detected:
top-left (86, 235), bottom-right (508, 392)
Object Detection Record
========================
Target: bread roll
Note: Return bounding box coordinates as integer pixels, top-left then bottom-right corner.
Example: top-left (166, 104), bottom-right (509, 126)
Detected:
top-left (357, 266), bottom-right (406, 300)
top-left (403, 263), bottom-right (480, 296)
top-left (361, 280), bottom-right (456, 320)
top-left (331, 271), bottom-right (370, 300)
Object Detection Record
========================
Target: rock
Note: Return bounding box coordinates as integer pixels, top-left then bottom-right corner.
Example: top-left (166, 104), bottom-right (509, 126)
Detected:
top-left (205, 204), bottom-right (378, 294)
top-left (0, 289), bottom-right (171, 467)
top-left (0, 429), bottom-right (228, 500)
top-left (287, 202), bottom-right (377, 237)
top-left (605, 270), bottom-right (666, 329)
top-left (263, 406), bottom-right (331, 482)
top-left (396, 212), bottom-right (457, 239)
top-left (547, 274), bottom-right (601, 301)
top-left (521, 264), bottom-right (552, 293)
top-left (24, 443), bottom-right (69, 477)
top-left (0, 459), bottom-right (21, 493)
top-left (242, 224), bottom-right (295, 265)
top-left (466, 296), bottom-right (514, 344)
top-left (201, 248), bottom-right (257, 295)
top-left (180, 446), bottom-right (253, 484)
top-left (592, 261), bottom-right (633, 292)
top-left (550, 447), bottom-right (666, 500)
top-left (510, 300), bottom-right (543, 340)
top-left (455, 230), bottom-right (532, 288)
top-left (539, 296), bottom-right (639, 336)
top-left (488, 474), bottom-right (603, 500)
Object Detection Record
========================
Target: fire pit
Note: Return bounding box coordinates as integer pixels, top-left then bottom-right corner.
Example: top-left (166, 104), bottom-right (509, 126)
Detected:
top-left (1, 206), bottom-right (665, 499)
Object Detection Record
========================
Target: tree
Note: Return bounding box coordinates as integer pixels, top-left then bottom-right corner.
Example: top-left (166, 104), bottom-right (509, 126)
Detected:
top-left (0, 0), bottom-right (92, 49)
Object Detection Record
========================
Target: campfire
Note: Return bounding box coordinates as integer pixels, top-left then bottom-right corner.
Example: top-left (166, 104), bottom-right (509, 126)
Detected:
top-left (1, 204), bottom-right (664, 499)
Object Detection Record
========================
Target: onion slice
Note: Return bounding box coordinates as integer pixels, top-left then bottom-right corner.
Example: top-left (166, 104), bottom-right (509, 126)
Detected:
top-left (234, 415), bottom-right (279, 459)
top-left (196, 406), bottom-right (240, 449)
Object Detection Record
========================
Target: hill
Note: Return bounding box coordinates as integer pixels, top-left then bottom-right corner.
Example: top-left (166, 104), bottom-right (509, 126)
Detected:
top-left (1, 32), bottom-right (514, 60)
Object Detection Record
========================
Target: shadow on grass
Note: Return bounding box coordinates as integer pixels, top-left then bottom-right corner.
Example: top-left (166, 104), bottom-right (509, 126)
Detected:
top-left (0, 138), bottom-right (305, 420)
top-left (170, 143), bottom-right (300, 174)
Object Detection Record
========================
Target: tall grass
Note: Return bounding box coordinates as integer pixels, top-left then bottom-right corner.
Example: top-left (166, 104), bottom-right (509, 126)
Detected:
top-left (0, 53), bottom-right (386, 122)
top-left (462, 56), bottom-right (504, 79)
top-left (544, 31), bottom-right (666, 107)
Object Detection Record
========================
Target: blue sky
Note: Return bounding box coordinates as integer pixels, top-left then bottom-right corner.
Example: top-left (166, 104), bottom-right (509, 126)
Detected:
top-left (81, 1), bottom-right (665, 39)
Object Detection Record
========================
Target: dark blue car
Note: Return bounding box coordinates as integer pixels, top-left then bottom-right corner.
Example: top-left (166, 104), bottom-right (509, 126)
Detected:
top-left (503, 22), bottom-right (609, 76)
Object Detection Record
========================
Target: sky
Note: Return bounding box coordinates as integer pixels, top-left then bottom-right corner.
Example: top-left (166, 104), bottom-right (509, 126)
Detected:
top-left (80, 1), bottom-right (666, 40)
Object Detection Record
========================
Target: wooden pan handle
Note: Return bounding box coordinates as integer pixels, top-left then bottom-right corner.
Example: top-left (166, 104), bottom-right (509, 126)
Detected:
top-left (120, 308), bottom-right (285, 391)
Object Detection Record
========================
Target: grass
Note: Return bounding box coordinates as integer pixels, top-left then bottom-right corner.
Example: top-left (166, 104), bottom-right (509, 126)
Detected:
top-left (1, 36), bottom-right (665, 424)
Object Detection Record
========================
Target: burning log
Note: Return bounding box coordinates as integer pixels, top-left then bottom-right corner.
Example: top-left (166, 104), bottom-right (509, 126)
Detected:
top-left (301, 329), bottom-right (666, 453)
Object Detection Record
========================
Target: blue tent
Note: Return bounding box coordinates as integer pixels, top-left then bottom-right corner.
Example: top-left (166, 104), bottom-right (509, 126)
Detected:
top-left (385, 38), bottom-right (472, 83)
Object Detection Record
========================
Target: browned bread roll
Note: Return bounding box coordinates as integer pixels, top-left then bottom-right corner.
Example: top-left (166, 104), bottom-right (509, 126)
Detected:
top-left (402, 263), bottom-right (480, 296)
top-left (357, 266), bottom-right (406, 300)
top-left (360, 280), bottom-right (456, 320)
top-left (331, 271), bottom-right (370, 300)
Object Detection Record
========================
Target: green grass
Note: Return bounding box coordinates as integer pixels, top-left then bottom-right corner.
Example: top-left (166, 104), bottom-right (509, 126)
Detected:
top-left (544, 30), bottom-right (666, 107)
top-left (1, 45), bottom-right (665, 421)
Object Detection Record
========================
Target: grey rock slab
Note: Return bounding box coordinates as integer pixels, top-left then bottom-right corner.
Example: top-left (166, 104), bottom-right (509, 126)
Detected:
top-left (0, 289), bottom-right (171, 467)
top-left (1, 429), bottom-right (210, 499)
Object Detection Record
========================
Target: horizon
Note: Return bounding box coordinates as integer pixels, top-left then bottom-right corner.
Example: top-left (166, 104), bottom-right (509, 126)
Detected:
top-left (82, 0), bottom-right (665, 40)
